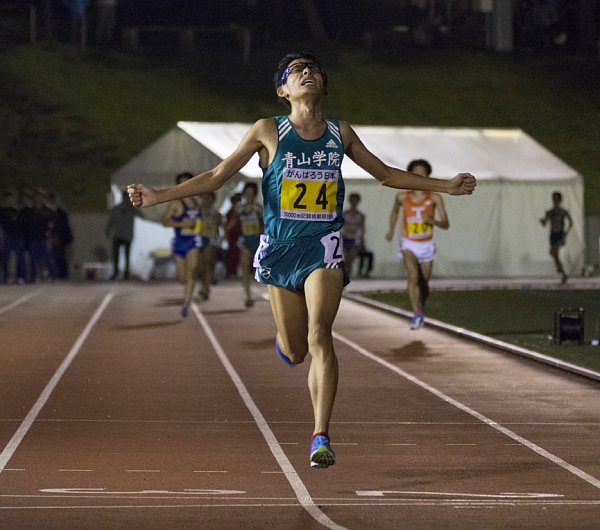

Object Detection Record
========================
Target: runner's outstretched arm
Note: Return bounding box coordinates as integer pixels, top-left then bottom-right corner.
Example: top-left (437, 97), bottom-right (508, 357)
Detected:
top-left (340, 121), bottom-right (476, 196)
top-left (128, 120), bottom-right (270, 208)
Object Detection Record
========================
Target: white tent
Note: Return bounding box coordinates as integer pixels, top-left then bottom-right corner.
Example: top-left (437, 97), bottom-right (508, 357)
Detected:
top-left (111, 121), bottom-right (585, 280)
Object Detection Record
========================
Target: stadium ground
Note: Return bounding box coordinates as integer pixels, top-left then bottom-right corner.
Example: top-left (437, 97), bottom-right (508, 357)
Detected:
top-left (0, 280), bottom-right (599, 529)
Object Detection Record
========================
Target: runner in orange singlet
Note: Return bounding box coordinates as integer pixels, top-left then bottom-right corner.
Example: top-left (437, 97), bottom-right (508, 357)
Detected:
top-left (386, 159), bottom-right (449, 329)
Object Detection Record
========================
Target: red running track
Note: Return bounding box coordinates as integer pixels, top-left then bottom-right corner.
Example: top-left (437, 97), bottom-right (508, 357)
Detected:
top-left (0, 282), bottom-right (599, 529)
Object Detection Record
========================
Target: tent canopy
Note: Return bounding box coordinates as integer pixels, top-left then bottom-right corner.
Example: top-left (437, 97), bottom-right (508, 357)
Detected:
top-left (111, 122), bottom-right (584, 280)
top-left (112, 121), bottom-right (579, 186)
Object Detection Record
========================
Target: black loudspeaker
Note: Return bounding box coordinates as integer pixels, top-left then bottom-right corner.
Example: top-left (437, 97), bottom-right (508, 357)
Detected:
top-left (554, 308), bottom-right (584, 345)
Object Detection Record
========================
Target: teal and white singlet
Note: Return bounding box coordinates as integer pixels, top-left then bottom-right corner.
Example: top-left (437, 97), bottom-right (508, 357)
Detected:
top-left (254, 116), bottom-right (348, 291)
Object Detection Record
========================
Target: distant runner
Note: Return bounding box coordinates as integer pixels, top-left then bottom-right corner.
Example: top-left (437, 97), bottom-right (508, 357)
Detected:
top-left (386, 159), bottom-right (449, 330)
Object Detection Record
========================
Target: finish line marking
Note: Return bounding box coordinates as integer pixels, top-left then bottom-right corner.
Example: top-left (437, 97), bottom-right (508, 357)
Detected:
top-left (0, 291), bottom-right (114, 474)
top-left (193, 304), bottom-right (348, 530)
top-left (332, 328), bottom-right (600, 490)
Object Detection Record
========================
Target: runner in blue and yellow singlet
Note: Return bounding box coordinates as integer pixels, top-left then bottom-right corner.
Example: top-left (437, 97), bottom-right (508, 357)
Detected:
top-left (161, 172), bottom-right (202, 318)
top-left (128, 52), bottom-right (477, 469)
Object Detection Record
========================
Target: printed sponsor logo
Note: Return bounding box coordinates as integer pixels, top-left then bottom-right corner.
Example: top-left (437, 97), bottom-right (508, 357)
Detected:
top-left (259, 267), bottom-right (271, 279)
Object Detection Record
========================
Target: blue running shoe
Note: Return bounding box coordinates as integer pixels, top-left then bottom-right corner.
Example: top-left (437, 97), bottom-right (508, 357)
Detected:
top-left (275, 338), bottom-right (295, 366)
top-left (410, 314), bottom-right (424, 330)
top-left (181, 304), bottom-right (189, 318)
top-left (310, 435), bottom-right (335, 468)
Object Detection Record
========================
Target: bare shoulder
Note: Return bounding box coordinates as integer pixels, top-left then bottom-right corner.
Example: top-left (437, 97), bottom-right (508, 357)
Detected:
top-left (250, 117), bottom-right (278, 152)
top-left (253, 118), bottom-right (278, 139)
top-left (338, 120), bottom-right (355, 142)
top-left (431, 192), bottom-right (445, 203)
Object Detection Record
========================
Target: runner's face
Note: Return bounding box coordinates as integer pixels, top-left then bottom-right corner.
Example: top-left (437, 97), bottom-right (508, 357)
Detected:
top-left (411, 164), bottom-right (430, 178)
top-left (278, 60), bottom-right (324, 98)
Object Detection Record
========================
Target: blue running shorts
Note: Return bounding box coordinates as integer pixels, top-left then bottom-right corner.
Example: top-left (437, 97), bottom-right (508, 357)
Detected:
top-left (253, 231), bottom-right (349, 292)
top-left (172, 235), bottom-right (201, 258)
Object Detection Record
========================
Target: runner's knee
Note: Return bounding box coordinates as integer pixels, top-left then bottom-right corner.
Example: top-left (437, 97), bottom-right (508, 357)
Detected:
top-left (279, 336), bottom-right (308, 364)
top-left (307, 322), bottom-right (334, 356)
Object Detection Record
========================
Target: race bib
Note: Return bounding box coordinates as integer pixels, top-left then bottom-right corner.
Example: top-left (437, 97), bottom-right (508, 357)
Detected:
top-left (407, 220), bottom-right (432, 239)
top-left (320, 231), bottom-right (344, 265)
top-left (241, 221), bottom-right (260, 236)
top-left (181, 219), bottom-right (201, 235)
top-left (280, 167), bottom-right (338, 222)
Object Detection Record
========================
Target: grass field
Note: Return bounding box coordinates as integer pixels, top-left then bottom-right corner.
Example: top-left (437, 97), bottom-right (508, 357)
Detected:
top-left (0, 43), bottom-right (599, 213)
top-left (365, 289), bottom-right (600, 373)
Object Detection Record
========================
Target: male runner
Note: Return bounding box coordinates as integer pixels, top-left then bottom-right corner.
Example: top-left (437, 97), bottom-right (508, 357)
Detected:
top-left (128, 53), bottom-right (476, 468)
top-left (540, 191), bottom-right (572, 284)
top-left (161, 172), bottom-right (202, 318)
top-left (386, 159), bottom-right (449, 330)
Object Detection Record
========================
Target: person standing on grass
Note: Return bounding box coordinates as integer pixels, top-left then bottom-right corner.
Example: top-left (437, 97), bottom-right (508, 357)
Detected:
top-left (386, 159), bottom-right (450, 330)
top-left (341, 192), bottom-right (365, 278)
top-left (161, 172), bottom-right (202, 318)
top-left (127, 52), bottom-right (476, 468)
top-left (540, 191), bottom-right (572, 284)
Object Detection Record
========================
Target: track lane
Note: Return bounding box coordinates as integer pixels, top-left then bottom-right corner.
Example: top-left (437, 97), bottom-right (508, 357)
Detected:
top-left (0, 284), bottom-right (327, 529)
top-left (199, 285), bottom-right (600, 529)
top-left (0, 286), bottom-right (113, 449)
top-left (1, 282), bottom-right (599, 529)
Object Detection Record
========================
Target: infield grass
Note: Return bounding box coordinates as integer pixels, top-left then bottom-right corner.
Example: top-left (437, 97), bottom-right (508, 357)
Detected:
top-left (365, 289), bottom-right (600, 373)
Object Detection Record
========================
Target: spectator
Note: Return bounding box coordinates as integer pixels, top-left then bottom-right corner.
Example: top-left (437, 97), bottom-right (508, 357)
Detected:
top-left (106, 189), bottom-right (141, 280)
top-left (47, 192), bottom-right (73, 280)
top-left (0, 190), bottom-right (26, 284)
top-left (26, 189), bottom-right (54, 282)
top-left (341, 192), bottom-right (365, 278)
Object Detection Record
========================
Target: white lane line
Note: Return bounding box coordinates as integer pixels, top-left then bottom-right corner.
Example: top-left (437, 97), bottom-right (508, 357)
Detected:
top-left (126, 470), bottom-right (160, 473)
top-left (332, 330), bottom-right (600, 490)
top-left (58, 469), bottom-right (93, 473)
top-left (356, 490), bottom-right (563, 499)
top-left (0, 292), bottom-right (37, 316)
top-left (193, 304), bottom-right (348, 530)
top-left (193, 470), bottom-right (228, 474)
top-left (2, 500), bottom-right (600, 510)
top-left (0, 291), bottom-right (114, 474)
